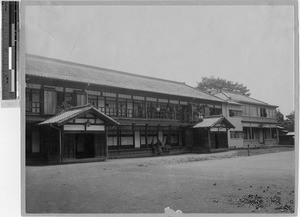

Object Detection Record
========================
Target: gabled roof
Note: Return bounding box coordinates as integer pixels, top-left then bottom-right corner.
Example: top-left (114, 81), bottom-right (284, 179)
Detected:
top-left (39, 105), bottom-right (120, 126)
top-left (193, 116), bottom-right (235, 129)
top-left (26, 54), bottom-right (224, 103)
top-left (214, 90), bottom-right (277, 107)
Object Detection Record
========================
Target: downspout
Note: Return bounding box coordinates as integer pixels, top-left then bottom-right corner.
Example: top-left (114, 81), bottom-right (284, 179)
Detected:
top-left (50, 124), bottom-right (62, 164)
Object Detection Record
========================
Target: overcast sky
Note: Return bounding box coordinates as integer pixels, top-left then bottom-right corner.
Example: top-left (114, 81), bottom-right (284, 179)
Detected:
top-left (25, 5), bottom-right (295, 115)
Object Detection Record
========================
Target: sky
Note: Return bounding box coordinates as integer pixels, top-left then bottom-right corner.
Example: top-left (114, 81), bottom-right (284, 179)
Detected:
top-left (25, 4), bottom-right (295, 115)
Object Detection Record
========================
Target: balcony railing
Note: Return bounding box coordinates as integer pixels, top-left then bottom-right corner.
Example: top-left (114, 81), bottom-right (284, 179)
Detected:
top-left (242, 116), bottom-right (277, 123)
top-left (97, 107), bottom-right (190, 122)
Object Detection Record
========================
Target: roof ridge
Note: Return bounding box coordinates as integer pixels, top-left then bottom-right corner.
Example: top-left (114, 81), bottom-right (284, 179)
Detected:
top-left (26, 53), bottom-right (185, 85)
top-left (203, 115), bottom-right (224, 119)
top-left (63, 104), bottom-right (92, 112)
top-left (184, 84), bottom-right (226, 102)
top-left (223, 90), bottom-right (269, 105)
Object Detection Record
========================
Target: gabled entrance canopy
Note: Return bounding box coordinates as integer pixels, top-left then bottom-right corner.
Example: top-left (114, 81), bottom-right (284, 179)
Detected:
top-left (193, 116), bottom-right (235, 129)
top-left (39, 105), bottom-right (120, 127)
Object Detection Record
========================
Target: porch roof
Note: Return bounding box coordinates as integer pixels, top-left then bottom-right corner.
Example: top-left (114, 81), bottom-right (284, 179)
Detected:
top-left (39, 105), bottom-right (120, 126)
top-left (193, 116), bottom-right (235, 129)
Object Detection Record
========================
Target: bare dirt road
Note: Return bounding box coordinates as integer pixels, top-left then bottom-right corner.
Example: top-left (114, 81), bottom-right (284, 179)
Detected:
top-left (26, 150), bottom-right (295, 214)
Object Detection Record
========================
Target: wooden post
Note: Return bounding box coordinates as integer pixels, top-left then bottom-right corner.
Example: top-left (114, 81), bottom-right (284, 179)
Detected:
top-left (207, 128), bottom-right (211, 151)
top-left (105, 127), bottom-right (108, 160)
top-left (132, 124), bottom-right (135, 148)
top-left (276, 127), bottom-right (279, 144)
top-left (225, 128), bottom-right (229, 148)
top-left (117, 126), bottom-right (120, 149)
top-left (145, 124), bottom-right (148, 150)
top-left (248, 144), bottom-right (250, 156)
top-left (59, 129), bottom-right (62, 164)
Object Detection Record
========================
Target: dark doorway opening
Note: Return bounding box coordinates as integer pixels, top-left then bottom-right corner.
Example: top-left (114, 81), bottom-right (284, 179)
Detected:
top-left (75, 134), bottom-right (95, 159)
top-left (215, 133), bottom-right (219, 149)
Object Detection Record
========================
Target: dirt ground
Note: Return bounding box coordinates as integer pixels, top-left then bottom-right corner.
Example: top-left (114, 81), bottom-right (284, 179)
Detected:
top-left (26, 147), bottom-right (295, 214)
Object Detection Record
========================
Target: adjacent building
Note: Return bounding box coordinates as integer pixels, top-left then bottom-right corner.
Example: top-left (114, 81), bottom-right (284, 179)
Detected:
top-left (26, 54), bottom-right (235, 164)
top-left (214, 90), bottom-right (279, 148)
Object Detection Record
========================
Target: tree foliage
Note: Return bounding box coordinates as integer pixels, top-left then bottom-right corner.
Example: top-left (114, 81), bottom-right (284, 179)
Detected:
top-left (196, 76), bottom-right (251, 96)
top-left (276, 109), bottom-right (284, 125)
top-left (283, 111), bottom-right (295, 132)
top-left (277, 110), bottom-right (295, 132)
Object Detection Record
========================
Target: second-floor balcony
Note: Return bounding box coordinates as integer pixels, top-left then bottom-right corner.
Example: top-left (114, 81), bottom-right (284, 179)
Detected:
top-left (242, 115), bottom-right (277, 124)
top-left (96, 107), bottom-right (191, 122)
top-left (26, 103), bottom-right (192, 123)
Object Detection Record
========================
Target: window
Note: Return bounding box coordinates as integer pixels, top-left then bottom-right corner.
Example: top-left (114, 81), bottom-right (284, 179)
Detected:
top-left (103, 92), bottom-right (116, 97)
top-left (158, 98), bottom-right (168, 103)
top-left (63, 92), bottom-right (74, 109)
top-left (133, 100), bottom-right (145, 118)
top-left (229, 110), bottom-right (242, 117)
top-left (105, 97), bottom-right (117, 116)
top-left (107, 127), bottom-right (118, 148)
top-left (120, 126), bottom-right (134, 147)
top-left (118, 99), bottom-right (127, 117)
top-left (88, 95), bottom-right (97, 107)
top-left (147, 102), bottom-right (157, 118)
top-left (250, 106), bottom-right (258, 116)
top-left (56, 92), bottom-right (64, 112)
top-left (26, 89), bottom-right (40, 114)
top-left (146, 97), bottom-right (156, 102)
top-left (230, 131), bottom-right (243, 139)
top-left (243, 127), bottom-right (250, 139)
top-left (97, 97), bottom-right (105, 112)
top-left (209, 105), bottom-right (222, 116)
top-left (118, 94), bottom-right (131, 99)
top-left (242, 105), bottom-right (250, 116)
top-left (44, 89), bottom-right (57, 115)
top-left (260, 108), bottom-right (267, 117)
top-left (76, 92), bottom-right (87, 106)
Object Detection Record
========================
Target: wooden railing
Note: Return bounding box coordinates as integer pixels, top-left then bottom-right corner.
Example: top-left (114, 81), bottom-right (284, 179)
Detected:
top-left (97, 107), bottom-right (190, 122)
top-left (242, 116), bottom-right (277, 123)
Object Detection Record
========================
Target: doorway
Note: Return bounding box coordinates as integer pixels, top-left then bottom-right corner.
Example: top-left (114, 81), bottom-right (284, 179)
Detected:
top-left (75, 134), bottom-right (95, 159)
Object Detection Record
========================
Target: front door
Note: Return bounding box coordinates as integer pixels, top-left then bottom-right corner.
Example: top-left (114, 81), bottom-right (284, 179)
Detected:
top-left (259, 130), bottom-right (264, 144)
top-left (76, 134), bottom-right (95, 159)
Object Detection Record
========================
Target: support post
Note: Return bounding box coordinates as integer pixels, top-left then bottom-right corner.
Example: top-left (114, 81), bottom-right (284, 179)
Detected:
top-left (207, 128), bottom-right (211, 151)
top-left (105, 127), bottom-right (108, 160)
top-left (145, 124), bottom-right (148, 149)
top-left (248, 144), bottom-right (250, 156)
top-left (59, 129), bottom-right (62, 163)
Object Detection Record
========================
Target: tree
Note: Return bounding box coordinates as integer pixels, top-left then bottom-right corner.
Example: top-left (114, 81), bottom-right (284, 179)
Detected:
top-left (196, 76), bottom-right (251, 96)
top-left (276, 109), bottom-right (284, 125)
top-left (283, 111), bottom-right (295, 132)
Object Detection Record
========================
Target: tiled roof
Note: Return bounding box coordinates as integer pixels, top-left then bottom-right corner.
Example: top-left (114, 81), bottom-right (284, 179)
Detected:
top-left (26, 116), bottom-right (47, 123)
top-left (193, 116), bottom-right (235, 129)
top-left (39, 105), bottom-right (120, 126)
top-left (214, 91), bottom-right (277, 107)
top-left (26, 54), bottom-right (224, 102)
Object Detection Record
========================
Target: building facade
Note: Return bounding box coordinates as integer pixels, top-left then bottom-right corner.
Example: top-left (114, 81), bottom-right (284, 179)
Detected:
top-left (26, 55), bottom-right (235, 164)
top-left (215, 91), bottom-right (279, 148)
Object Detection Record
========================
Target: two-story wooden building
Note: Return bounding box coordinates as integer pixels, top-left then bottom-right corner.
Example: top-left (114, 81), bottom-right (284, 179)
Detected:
top-left (25, 54), bottom-right (235, 164)
top-left (214, 90), bottom-right (279, 148)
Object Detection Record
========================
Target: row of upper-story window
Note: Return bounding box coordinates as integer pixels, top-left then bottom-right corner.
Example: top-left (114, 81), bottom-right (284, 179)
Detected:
top-left (228, 105), bottom-right (276, 118)
top-left (25, 84), bottom-right (223, 120)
